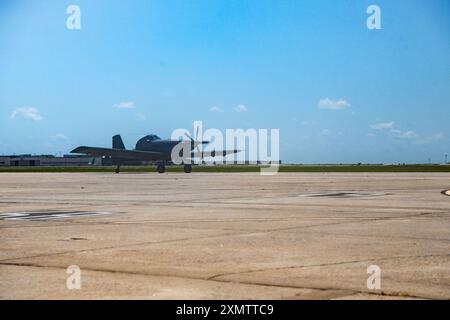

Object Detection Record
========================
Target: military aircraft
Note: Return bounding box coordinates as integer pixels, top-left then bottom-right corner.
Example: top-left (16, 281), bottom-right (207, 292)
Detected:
top-left (71, 132), bottom-right (239, 173)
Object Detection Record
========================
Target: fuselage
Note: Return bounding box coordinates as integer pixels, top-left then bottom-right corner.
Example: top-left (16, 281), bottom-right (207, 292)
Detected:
top-left (135, 135), bottom-right (192, 160)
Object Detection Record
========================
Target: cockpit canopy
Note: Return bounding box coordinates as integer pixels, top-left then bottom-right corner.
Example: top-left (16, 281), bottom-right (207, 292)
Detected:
top-left (136, 134), bottom-right (161, 150)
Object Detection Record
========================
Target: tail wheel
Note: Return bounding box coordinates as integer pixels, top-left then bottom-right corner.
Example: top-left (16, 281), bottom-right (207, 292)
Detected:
top-left (157, 164), bottom-right (165, 173)
top-left (183, 164), bottom-right (192, 173)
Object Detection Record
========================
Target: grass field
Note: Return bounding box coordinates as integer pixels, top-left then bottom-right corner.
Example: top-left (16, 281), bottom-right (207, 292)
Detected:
top-left (0, 164), bottom-right (449, 173)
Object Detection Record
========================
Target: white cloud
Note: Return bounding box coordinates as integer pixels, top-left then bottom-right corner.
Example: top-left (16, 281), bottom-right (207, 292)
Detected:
top-left (210, 106), bottom-right (224, 112)
top-left (234, 104), bottom-right (247, 112)
top-left (293, 118), bottom-right (314, 125)
top-left (319, 129), bottom-right (331, 136)
top-left (371, 122), bottom-right (395, 130)
top-left (370, 121), bottom-right (425, 141)
top-left (391, 129), bottom-right (418, 139)
top-left (113, 101), bottom-right (135, 109)
top-left (318, 98), bottom-right (350, 110)
top-left (414, 132), bottom-right (445, 145)
top-left (10, 107), bottom-right (43, 121)
top-left (55, 133), bottom-right (69, 140)
top-left (136, 113), bottom-right (146, 121)
top-left (299, 120), bottom-right (318, 126)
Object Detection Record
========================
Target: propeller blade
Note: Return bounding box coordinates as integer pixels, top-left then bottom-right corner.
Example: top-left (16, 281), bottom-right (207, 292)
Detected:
top-left (185, 129), bottom-right (208, 159)
top-left (184, 132), bottom-right (194, 141)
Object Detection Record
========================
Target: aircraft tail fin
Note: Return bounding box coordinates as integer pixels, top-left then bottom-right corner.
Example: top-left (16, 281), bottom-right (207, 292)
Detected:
top-left (113, 135), bottom-right (125, 150)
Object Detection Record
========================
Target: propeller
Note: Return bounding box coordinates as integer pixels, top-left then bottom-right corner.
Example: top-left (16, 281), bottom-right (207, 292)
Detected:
top-left (183, 132), bottom-right (200, 154)
top-left (184, 125), bottom-right (209, 159)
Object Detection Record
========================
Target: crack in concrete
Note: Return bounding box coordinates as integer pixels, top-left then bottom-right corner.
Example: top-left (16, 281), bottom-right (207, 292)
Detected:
top-left (206, 253), bottom-right (450, 281)
top-left (0, 230), bottom-right (243, 263)
top-left (0, 211), bottom-right (445, 263)
top-left (292, 229), bottom-right (450, 243)
top-left (2, 197), bottom-right (449, 213)
top-left (0, 261), bottom-right (435, 300)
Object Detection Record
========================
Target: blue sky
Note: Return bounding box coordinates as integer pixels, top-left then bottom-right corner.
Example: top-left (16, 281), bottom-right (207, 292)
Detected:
top-left (0, 0), bottom-right (449, 163)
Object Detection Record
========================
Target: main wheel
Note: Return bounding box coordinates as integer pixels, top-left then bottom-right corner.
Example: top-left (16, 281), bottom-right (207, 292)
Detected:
top-left (183, 164), bottom-right (192, 173)
top-left (157, 164), bottom-right (165, 173)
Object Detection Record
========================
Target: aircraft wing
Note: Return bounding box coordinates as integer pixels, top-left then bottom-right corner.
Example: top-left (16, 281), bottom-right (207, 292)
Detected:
top-left (71, 146), bottom-right (163, 161)
top-left (189, 149), bottom-right (240, 158)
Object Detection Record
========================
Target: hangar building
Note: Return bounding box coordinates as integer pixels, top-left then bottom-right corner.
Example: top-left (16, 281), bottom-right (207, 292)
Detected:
top-left (0, 155), bottom-right (102, 167)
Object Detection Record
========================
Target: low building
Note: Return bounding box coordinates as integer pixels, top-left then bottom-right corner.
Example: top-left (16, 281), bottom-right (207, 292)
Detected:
top-left (0, 155), bottom-right (102, 167)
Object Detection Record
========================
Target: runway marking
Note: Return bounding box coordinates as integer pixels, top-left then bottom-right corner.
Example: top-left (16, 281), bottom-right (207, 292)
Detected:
top-left (0, 211), bottom-right (113, 221)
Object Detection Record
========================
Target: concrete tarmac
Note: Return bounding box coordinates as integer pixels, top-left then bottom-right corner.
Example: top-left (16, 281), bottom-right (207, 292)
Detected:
top-left (0, 172), bottom-right (449, 299)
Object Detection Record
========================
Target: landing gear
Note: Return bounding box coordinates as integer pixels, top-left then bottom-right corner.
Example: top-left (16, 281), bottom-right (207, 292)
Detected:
top-left (157, 163), bottom-right (166, 173)
top-left (183, 164), bottom-right (192, 173)
top-left (115, 165), bottom-right (121, 174)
